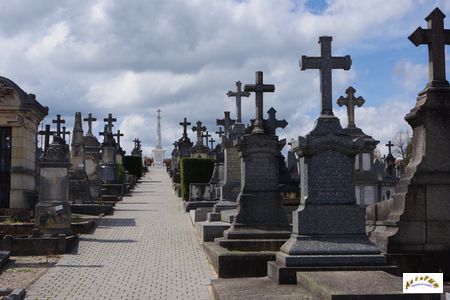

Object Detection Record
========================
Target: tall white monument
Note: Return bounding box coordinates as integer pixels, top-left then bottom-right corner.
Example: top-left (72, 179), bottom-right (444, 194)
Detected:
top-left (152, 109), bottom-right (165, 166)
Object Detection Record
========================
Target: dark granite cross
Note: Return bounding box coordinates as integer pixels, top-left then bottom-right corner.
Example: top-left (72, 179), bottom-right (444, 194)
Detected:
top-left (227, 81), bottom-right (251, 123)
top-left (38, 124), bottom-right (56, 152)
top-left (172, 141), bottom-right (178, 149)
top-left (409, 7), bottom-right (450, 86)
top-left (133, 138), bottom-right (140, 148)
top-left (386, 141), bottom-right (394, 155)
top-left (209, 138), bottom-right (215, 149)
top-left (61, 126), bottom-right (70, 142)
top-left (104, 113), bottom-right (117, 133)
top-left (83, 113), bottom-right (97, 135)
top-left (336, 86), bottom-right (365, 128)
top-left (99, 125), bottom-right (108, 140)
top-left (192, 121), bottom-right (207, 146)
top-left (244, 71), bottom-right (275, 134)
top-left (179, 117), bottom-right (191, 139)
top-left (216, 111), bottom-right (235, 136)
top-left (52, 114), bottom-right (65, 137)
top-left (113, 130), bottom-right (124, 146)
top-left (301, 36), bottom-right (351, 116)
top-left (202, 131), bottom-right (212, 147)
top-left (215, 126), bottom-right (224, 138)
top-left (266, 107), bottom-right (288, 135)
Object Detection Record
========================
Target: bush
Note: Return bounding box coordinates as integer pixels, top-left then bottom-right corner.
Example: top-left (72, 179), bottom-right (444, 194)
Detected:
top-left (180, 157), bottom-right (214, 201)
top-left (116, 163), bottom-right (125, 183)
top-left (123, 156), bottom-right (143, 179)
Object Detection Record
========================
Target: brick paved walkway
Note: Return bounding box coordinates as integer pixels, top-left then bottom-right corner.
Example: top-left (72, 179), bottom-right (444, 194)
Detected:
top-left (26, 167), bottom-right (215, 300)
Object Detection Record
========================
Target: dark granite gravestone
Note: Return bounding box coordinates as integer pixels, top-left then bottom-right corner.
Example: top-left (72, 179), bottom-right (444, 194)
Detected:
top-left (367, 7), bottom-right (450, 277)
top-left (268, 36), bottom-right (385, 284)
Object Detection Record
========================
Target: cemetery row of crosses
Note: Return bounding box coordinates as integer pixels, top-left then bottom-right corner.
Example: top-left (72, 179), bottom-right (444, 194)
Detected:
top-left (168, 6), bottom-right (450, 289)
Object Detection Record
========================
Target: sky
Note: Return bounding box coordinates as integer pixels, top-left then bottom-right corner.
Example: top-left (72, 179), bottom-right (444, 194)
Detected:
top-left (0, 0), bottom-right (449, 157)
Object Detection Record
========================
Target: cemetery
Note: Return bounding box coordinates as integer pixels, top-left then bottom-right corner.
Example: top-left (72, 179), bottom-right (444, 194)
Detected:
top-left (0, 4), bottom-right (449, 300)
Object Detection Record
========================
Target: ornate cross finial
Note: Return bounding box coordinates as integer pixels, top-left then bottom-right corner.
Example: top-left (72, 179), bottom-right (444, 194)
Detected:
top-left (209, 137), bottom-right (215, 149)
top-left (266, 107), bottom-right (288, 135)
top-left (61, 126), bottom-right (70, 142)
top-left (202, 131), bottom-right (212, 147)
top-left (192, 121), bottom-right (207, 146)
top-left (113, 130), bottom-right (124, 146)
top-left (38, 124), bottom-right (56, 152)
top-left (227, 81), bottom-right (251, 123)
top-left (409, 7), bottom-right (450, 86)
top-left (52, 114), bottom-right (65, 137)
top-left (337, 86), bottom-right (365, 128)
top-left (179, 117), bottom-right (191, 139)
top-left (386, 141), bottom-right (394, 155)
top-left (104, 113), bottom-right (117, 133)
top-left (244, 71), bottom-right (275, 134)
top-left (216, 111), bottom-right (235, 136)
top-left (83, 113), bottom-right (97, 135)
top-left (301, 36), bottom-right (352, 116)
top-left (133, 138), bottom-right (140, 148)
top-left (215, 126), bottom-right (224, 138)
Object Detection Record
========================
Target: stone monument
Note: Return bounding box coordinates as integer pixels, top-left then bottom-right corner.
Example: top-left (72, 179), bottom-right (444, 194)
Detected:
top-left (99, 114), bottom-right (117, 183)
top-left (152, 109), bottom-right (165, 166)
top-left (83, 113), bottom-right (102, 201)
top-left (191, 121), bottom-right (209, 158)
top-left (114, 129), bottom-right (125, 165)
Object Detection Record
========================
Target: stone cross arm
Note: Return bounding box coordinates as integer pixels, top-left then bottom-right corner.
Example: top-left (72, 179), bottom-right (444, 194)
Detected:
top-left (266, 107), bottom-right (288, 135)
top-left (386, 140), bottom-right (394, 155)
top-left (336, 86), bottom-right (365, 128)
top-left (83, 113), bottom-right (97, 134)
top-left (104, 113), bottom-right (117, 132)
top-left (52, 114), bottom-right (65, 136)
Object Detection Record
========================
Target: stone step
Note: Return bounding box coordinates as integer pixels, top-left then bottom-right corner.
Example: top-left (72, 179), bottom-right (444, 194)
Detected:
top-left (217, 238), bottom-right (288, 251)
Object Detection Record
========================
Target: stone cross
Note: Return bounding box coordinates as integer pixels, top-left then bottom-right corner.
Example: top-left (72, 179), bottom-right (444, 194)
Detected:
top-left (202, 131), bottom-right (212, 147)
top-left (172, 141), bottom-right (178, 149)
top-left (38, 124), bottom-right (56, 152)
top-left (83, 113), bottom-right (97, 135)
top-left (113, 130), bottom-right (124, 146)
top-left (227, 81), bottom-right (251, 123)
top-left (52, 114), bottom-right (65, 137)
top-left (409, 7), bottom-right (450, 86)
top-left (244, 71), bottom-right (275, 134)
top-left (99, 125), bottom-right (108, 140)
top-left (216, 111), bottom-right (235, 136)
top-left (336, 86), bottom-right (365, 128)
top-left (301, 36), bottom-right (352, 116)
top-left (179, 117), bottom-right (191, 139)
top-left (133, 138), bottom-right (140, 148)
top-left (386, 141), bottom-right (394, 155)
top-left (266, 107), bottom-right (288, 135)
top-left (104, 113), bottom-right (117, 133)
top-left (209, 138), bottom-right (215, 149)
top-left (215, 126), bottom-right (224, 138)
top-left (192, 121), bottom-right (207, 146)
top-left (61, 126), bottom-right (70, 142)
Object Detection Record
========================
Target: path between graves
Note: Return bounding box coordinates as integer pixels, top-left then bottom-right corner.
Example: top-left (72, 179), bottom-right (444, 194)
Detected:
top-left (26, 167), bottom-right (215, 300)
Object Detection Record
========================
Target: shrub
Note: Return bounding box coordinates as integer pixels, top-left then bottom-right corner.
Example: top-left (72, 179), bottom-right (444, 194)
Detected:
top-left (123, 156), bottom-right (143, 179)
top-left (180, 157), bottom-right (214, 201)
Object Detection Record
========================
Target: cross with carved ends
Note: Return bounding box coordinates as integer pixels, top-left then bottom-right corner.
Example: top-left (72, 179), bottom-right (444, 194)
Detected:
top-left (83, 113), bottom-right (97, 135)
top-left (386, 141), bottom-right (394, 156)
top-left (216, 111), bottom-right (235, 136)
top-left (409, 7), bottom-right (450, 86)
top-left (192, 121), bottom-right (207, 146)
top-left (244, 71), bottom-right (275, 134)
top-left (61, 126), bottom-right (70, 142)
top-left (301, 36), bottom-right (352, 116)
top-left (38, 124), bottom-right (56, 152)
top-left (179, 117), bottom-right (191, 138)
top-left (266, 107), bottom-right (288, 135)
top-left (202, 131), bottom-right (212, 147)
top-left (104, 113), bottom-right (117, 133)
top-left (227, 81), bottom-right (251, 123)
top-left (113, 130), bottom-right (124, 146)
top-left (337, 86), bottom-right (365, 128)
top-left (52, 114), bottom-right (65, 137)
top-left (215, 126), bottom-right (224, 138)
top-left (209, 138), bottom-right (215, 149)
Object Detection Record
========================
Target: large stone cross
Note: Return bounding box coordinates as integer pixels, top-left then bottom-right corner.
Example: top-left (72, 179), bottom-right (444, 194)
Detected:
top-left (386, 140), bottom-right (394, 156)
top-left (336, 86), bottom-right (365, 128)
top-left (244, 71), bottom-right (275, 134)
top-left (179, 117), bottom-right (191, 139)
top-left (61, 126), bottom-right (70, 142)
top-left (301, 36), bottom-right (351, 116)
top-left (227, 81), bottom-right (251, 123)
top-left (266, 107), bottom-right (288, 135)
top-left (114, 130), bottom-right (124, 146)
top-left (104, 113), bottom-right (117, 133)
top-left (83, 113), bottom-right (97, 135)
top-left (202, 131), bottom-right (212, 147)
top-left (216, 111), bottom-right (235, 136)
top-left (192, 121), bottom-right (207, 146)
top-left (409, 7), bottom-right (450, 86)
top-left (38, 124), bottom-right (56, 152)
top-left (52, 114), bottom-right (65, 137)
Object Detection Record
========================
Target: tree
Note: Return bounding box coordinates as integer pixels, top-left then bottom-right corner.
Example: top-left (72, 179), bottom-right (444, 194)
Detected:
top-left (392, 129), bottom-right (412, 166)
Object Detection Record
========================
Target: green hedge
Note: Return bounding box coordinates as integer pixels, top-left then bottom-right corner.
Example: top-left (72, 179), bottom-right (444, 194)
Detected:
top-left (123, 156), bottom-right (143, 179)
top-left (180, 157), bottom-right (214, 201)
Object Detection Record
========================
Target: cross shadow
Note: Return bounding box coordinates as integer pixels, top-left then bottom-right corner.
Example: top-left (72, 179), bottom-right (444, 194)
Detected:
top-left (56, 264), bottom-right (104, 268)
top-left (98, 218), bottom-right (136, 227)
top-left (79, 237), bottom-right (137, 244)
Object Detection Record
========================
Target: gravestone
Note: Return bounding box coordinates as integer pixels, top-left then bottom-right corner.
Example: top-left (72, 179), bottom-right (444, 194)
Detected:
top-left (99, 124), bottom-right (117, 183)
top-left (131, 138), bottom-right (142, 157)
top-left (0, 76), bottom-right (48, 212)
top-left (172, 118), bottom-right (193, 193)
top-left (269, 36), bottom-right (385, 284)
top-left (83, 113), bottom-right (102, 201)
top-left (191, 121), bottom-right (209, 158)
top-left (367, 7), bottom-right (450, 276)
top-left (114, 129), bottom-right (125, 165)
top-left (68, 112), bottom-right (90, 204)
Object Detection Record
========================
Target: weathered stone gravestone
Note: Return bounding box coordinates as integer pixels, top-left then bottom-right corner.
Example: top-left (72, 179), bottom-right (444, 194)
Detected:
top-left (269, 36), bottom-right (385, 284)
top-left (0, 76), bottom-right (48, 213)
top-left (131, 138), bottom-right (142, 157)
top-left (99, 114), bottom-right (118, 184)
top-left (83, 113), bottom-right (102, 201)
top-left (367, 7), bottom-right (450, 276)
top-left (68, 112), bottom-right (90, 204)
top-left (114, 129), bottom-right (125, 165)
top-left (191, 121), bottom-right (210, 158)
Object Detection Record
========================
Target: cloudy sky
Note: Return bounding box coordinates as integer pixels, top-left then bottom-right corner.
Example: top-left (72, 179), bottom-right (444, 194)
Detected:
top-left (0, 0), bottom-right (448, 156)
